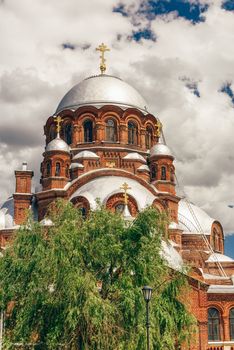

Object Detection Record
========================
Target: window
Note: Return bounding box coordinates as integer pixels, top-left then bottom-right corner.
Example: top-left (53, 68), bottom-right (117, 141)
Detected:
top-left (46, 161), bottom-right (51, 177)
top-left (128, 121), bottom-right (138, 145)
top-left (151, 164), bottom-right (157, 180)
top-left (161, 166), bottom-right (166, 180)
top-left (106, 119), bottom-right (117, 142)
top-left (115, 203), bottom-right (125, 214)
top-left (55, 162), bottom-right (61, 176)
top-left (208, 308), bottom-right (221, 341)
top-left (145, 126), bottom-right (153, 149)
top-left (83, 120), bottom-right (93, 142)
top-left (49, 124), bottom-right (56, 141)
top-left (230, 308), bottom-right (234, 340)
top-left (64, 123), bottom-right (73, 145)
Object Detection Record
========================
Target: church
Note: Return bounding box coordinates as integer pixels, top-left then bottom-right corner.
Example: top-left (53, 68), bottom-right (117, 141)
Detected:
top-left (0, 44), bottom-right (234, 350)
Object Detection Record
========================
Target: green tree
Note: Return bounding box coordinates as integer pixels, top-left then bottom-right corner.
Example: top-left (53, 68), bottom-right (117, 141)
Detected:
top-left (0, 200), bottom-right (195, 349)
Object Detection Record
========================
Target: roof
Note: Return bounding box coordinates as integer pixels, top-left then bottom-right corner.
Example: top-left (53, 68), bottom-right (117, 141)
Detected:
top-left (56, 74), bottom-right (148, 113)
top-left (178, 198), bottom-right (215, 235)
top-left (206, 253), bottom-right (234, 263)
top-left (0, 197), bottom-right (15, 229)
top-left (69, 175), bottom-right (155, 210)
top-left (46, 135), bottom-right (70, 153)
top-left (123, 152), bottom-right (146, 163)
top-left (208, 285), bottom-right (234, 294)
top-left (161, 240), bottom-right (184, 271)
top-left (73, 150), bottom-right (99, 160)
top-left (150, 142), bottom-right (173, 158)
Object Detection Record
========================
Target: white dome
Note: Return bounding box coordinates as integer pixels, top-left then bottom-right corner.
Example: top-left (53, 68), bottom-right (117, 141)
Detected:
top-left (123, 152), bottom-right (146, 163)
top-left (178, 199), bottom-right (215, 234)
top-left (150, 143), bottom-right (173, 158)
top-left (46, 136), bottom-right (70, 153)
top-left (70, 162), bottom-right (84, 169)
top-left (73, 150), bottom-right (99, 160)
top-left (56, 74), bottom-right (148, 113)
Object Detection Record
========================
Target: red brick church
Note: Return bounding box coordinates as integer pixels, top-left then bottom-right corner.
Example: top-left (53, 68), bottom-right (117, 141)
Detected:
top-left (0, 45), bottom-right (234, 349)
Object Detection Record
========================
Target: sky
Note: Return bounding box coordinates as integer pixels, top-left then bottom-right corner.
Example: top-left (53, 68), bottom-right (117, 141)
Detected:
top-left (0, 0), bottom-right (234, 256)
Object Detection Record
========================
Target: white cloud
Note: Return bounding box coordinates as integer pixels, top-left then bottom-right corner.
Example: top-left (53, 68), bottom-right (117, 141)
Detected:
top-left (0, 0), bottom-right (234, 238)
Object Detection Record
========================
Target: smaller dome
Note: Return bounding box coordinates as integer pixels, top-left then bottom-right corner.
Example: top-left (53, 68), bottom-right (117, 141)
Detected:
top-left (73, 150), bottom-right (99, 160)
top-left (150, 143), bottom-right (173, 158)
top-left (70, 162), bottom-right (84, 169)
top-left (46, 135), bottom-right (70, 153)
top-left (137, 164), bottom-right (150, 172)
top-left (123, 152), bottom-right (146, 163)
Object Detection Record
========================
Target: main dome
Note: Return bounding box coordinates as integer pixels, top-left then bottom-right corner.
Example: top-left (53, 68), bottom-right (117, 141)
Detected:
top-left (56, 74), bottom-right (148, 113)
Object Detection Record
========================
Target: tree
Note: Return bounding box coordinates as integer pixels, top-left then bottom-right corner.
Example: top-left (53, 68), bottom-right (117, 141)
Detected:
top-left (0, 200), bottom-right (195, 349)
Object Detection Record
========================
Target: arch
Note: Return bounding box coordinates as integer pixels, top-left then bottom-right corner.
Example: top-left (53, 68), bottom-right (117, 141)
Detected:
top-left (145, 125), bottom-right (153, 149)
top-left (63, 122), bottom-right (73, 145)
top-left (161, 166), bottom-right (167, 180)
top-left (106, 193), bottom-right (138, 217)
top-left (55, 162), bottom-right (61, 177)
top-left (128, 121), bottom-right (138, 145)
top-left (208, 307), bottom-right (221, 341)
top-left (71, 196), bottom-right (90, 218)
top-left (83, 119), bottom-right (93, 142)
top-left (105, 118), bottom-right (117, 142)
top-left (230, 308), bottom-right (234, 340)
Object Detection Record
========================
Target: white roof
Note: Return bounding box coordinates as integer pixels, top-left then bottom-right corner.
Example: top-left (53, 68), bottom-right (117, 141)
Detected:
top-left (161, 240), bottom-right (184, 271)
top-left (56, 74), bottom-right (148, 113)
top-left (46, 135), bottom-right (70, 153)
top-left (73, 150), bottom-right (99, 160)
top-left (137, 164), bottom-right (150, 172)
top-left (123, 152), bottom-right (146, 163)
top-left (150, 143), bottom-right (173, 158)
top-left (178, 199), bottom-right (215, 235)
top-left (69, 176), bottom-right (155, 210)
top-left (0, 197), bottom-right (14, 229)
top-left (208, 285), bottom-right (234, 294)
top-left (70, 162), bottom-right (84, 169)
top-left (206, 253), bottom-right (234, 263)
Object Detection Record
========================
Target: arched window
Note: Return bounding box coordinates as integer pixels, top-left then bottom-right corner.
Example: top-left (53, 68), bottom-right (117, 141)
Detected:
top-left (49, 124), bottom-right (56, 141)
top-left (46, 161), bottom-right (51, 177)
top-left (106, 119), bottom-right (117, 142)
top-left (161, 166), bottom-right (167, 180)
top-left (230, 308), bottom-right (234, 340)
top-left (64, 123), bottom-right (73, 145)
top-left (83, 120), bottom-right (93, 142)
top-left (145, 126), bottom-right (153, 149)
top-left (128, 121), bottom-right (138, 145)
top-left (151, 164), bottom-right (157, 180)
top-left (208, 308), bottom-right (221, 341)
top-left (55, 162), bottom-right (61, 177)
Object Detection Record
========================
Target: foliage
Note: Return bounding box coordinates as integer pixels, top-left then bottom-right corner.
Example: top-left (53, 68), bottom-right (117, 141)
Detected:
top-left (0, 200), bottom-right (195, 349)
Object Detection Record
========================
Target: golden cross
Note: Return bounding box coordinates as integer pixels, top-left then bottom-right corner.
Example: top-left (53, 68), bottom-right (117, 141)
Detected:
top-left (155, 120), bottom-right (163, 138)
top-left (120, 182), bottom-right (131, 205)
top-left (54, 115), bottom-right (62, 134)
top-left (96, 43), bottom-right (110, 74)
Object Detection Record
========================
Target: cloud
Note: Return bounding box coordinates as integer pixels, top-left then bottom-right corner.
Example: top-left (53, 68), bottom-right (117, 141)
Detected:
top-left (0, 0), bottom-right (234, 241)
